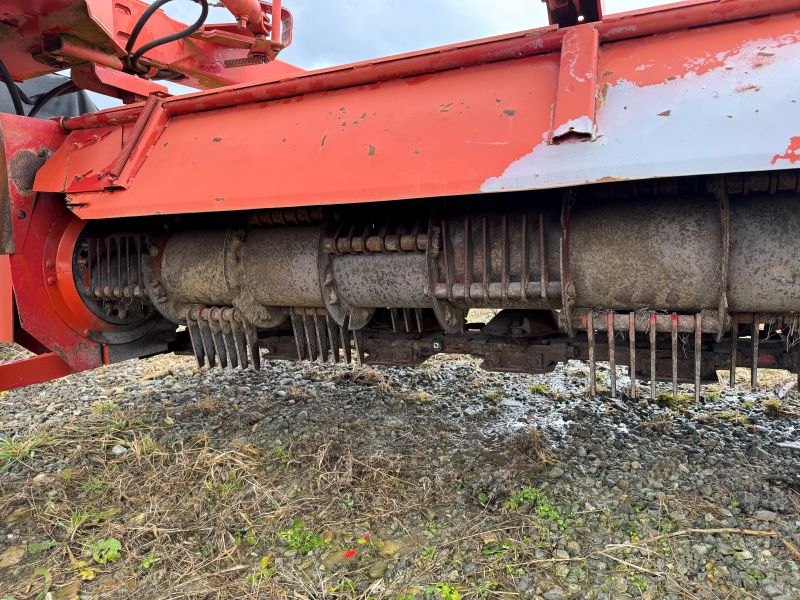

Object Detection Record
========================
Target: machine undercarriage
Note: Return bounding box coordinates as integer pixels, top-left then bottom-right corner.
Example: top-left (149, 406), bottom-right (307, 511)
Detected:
top-left (67, 169), bottom-right (800, 400)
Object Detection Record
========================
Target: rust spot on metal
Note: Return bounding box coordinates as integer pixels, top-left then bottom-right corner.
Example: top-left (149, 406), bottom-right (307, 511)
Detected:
top-left (440, 102), bottom-right (453, 113)
top-left (320, 134), bottom-right (327, 147)
top-left (9, 150), bottom-right (45, 192)
top-left (771, 136), bottom-right (800, 165)
top-left (503, 109), bottom-right (517, 117)
top-left (214, 197), bottom-right (225, 202)
top-left (658, 110), bottom-right (672, 117)
top-left (213, 137), bottom-right (222, 142)
top-left (368, 144), bottom-right (376, 157)
top-left (736, 84), bottom-right (761, 93)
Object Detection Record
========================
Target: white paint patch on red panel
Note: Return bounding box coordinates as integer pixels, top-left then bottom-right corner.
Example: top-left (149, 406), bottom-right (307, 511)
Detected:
top-left (482, 34), bottom-right (800, 192)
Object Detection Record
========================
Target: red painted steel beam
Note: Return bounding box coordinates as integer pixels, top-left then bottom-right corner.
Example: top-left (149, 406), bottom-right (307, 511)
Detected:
top-left (0, 257), bottom-right (11, 343)
top-left (0, 353), bottom-right (75, 391)
top-left (60, 0), bottom-right (800, 131)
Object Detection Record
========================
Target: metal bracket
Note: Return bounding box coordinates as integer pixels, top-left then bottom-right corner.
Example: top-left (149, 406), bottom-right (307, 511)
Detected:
top-left (543, 0), bottom-right (604, 27)
top-left (550, 24), bottom-right (600, 142)
top-left (66, 93), bottom-right (169, 193)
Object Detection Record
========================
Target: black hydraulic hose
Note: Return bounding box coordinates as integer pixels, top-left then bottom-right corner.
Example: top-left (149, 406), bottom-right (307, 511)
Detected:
top-left (27, 80), bottom-right (78, 118)
top-left (0, 58), bottom-right (25, 116)
top-left (126, 0), bottom-right (209, 74)
top-left (124, 0), bottom-right (173, 68)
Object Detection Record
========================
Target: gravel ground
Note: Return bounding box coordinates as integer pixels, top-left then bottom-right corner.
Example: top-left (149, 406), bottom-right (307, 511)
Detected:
top-left (0, 344), bottom-right (799, 599)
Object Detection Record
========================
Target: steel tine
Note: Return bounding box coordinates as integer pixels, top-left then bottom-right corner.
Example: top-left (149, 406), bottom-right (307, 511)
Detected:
top-left (231, 312), bottom-right (248, 369)
top-left (751, 314), bottom-right (759, 391)
top-left (729, 316), bottom-right (737, 387)
top-left (587, 310), bottom-right (596, 395)
top-left (354, 329), bottom-right (365, 364)
top-left (402, 308), bottom-right (412, 333)
top-left (209, 311), bottom-right (228, 368)
top-left (607, 310), bottom-right (616, 398)
top-left (389, 308), bottom-right (399, 333)
top-left (243, 322), bottom-right (260, 370)
top-left (694, 312), bottom-right (702, 402)
top-left (326, 315), bottom-right (340, 364)
top-left (671, 313), bottom-right (678, 398)
top-left (312, 313), bottom-right (324, 362)
top-left (650, 311), bottom-right (657, 399)
top-left (316, 314), bottom-right (329, 362)
top-left (290, 313), bottom-right (306, 360)
top-left (341, 315), bottom-right (352, 364)
top-left (629, 312), bottom-right (636, 399)
top-left (220, 311), bottom-right (238, 369)
top-left (198, 312), bottom-right (217, 368)
top-left (302, 312), bottom-right (316, 361)
top-left (187, 314), bottom-right (205, 368)
top-left (415, 308), bottom-right (423, 333)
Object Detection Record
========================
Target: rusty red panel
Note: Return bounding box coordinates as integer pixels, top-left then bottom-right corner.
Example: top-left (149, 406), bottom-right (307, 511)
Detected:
top-left (0, 0), bottom-right (301, 90)
top-left (8, 193), bottom-right (103, 372)
top-left (0, 352), bottom-right (74, 391)
top-left (0, 115), bottom-right (66, 254)
top-left (0, 256), bottom-right (11, 343)
top-left (30, 0), bottom-right (800, 219)
top-left (550, 25), bottom-right (599, 141)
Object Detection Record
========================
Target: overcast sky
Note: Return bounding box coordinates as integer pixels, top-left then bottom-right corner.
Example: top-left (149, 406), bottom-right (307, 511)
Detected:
top-left (91, 1), bottom-right (664, 106)
top-left (164, 0), bottom-right (663, 69)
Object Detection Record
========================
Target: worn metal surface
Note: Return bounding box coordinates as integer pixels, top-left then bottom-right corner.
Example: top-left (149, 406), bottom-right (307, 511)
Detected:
top-left (0, 0), bottom-right (299, 93)
top-left (0, 115), bottom-right (65, 254)
top-left (30, 1), bottom-right (800, 218)
top-left (550, 25), bottom-right (599, 141)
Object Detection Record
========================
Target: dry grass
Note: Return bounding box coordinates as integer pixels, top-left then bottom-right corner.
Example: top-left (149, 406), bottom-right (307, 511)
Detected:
top-left (0, 398), bottom-right (673, 600)
top-left (0, 343), bottom-right (32, 364)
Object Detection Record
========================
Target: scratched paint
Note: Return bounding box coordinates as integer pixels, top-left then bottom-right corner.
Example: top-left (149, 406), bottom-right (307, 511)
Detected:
top-left (482, 32), bottom-right (800, 192)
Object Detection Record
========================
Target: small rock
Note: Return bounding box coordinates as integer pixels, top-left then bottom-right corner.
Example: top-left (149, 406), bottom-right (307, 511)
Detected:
top-left (0, 545), bottom-right (25, 568)
top-left (554, 549), bottom-right (570, 560)
top-left (368, 560), bottom-right (389, 580)
top-left (762, 583), bottom-right (784, 598)
top-left (379, 540), bottom-right (402, 558)
top-left (111, 444), bottom-right (128, 456)
top-left (548, 466), bottom-right (565, 479)
top-left (31, 473), bottom-right (52, 486)
top-left (753, 510), bottom-right (778, 522)
top-left (734, 550), bottom-right (754, 560)
top-left (296, 410), bottom-right (309, 421)
top-left (543, 587), bottom-right (566, 600)
top-left (516, 575), bottom-right (533, 593)
top-left (51, 580), bottom-right (81, 600)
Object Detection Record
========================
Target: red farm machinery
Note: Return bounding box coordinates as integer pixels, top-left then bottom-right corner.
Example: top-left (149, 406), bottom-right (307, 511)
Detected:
top-left (2, 0), bottom-right (800, 401)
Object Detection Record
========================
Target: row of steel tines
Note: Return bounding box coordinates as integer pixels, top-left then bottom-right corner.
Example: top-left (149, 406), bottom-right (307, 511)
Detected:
top-left (185, 307), bottom-right (261, 370)
top-left (581, 310), bottom-right (764, 400)
top-left (289, 308), bottom-right (366, 365)
top-left (83, 235), bottom-right (146, 301)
